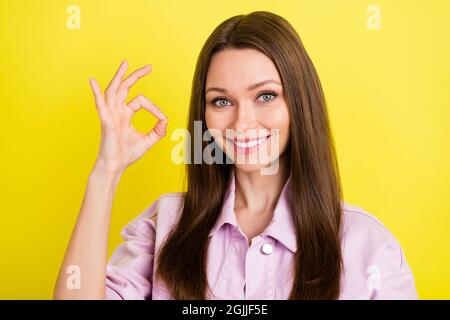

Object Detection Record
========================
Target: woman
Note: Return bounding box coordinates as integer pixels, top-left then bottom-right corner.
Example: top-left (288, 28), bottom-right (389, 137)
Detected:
top-left (53, 11), bottom-right (418, 300)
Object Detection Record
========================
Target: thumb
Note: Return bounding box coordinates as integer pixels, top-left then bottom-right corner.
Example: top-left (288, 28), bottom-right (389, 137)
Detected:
top-left (142, 118), bottom-right (168, 151)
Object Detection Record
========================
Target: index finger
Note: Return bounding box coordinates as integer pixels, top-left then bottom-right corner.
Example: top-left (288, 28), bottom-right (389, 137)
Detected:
top-left (128, 94), bottom-right (167, 120)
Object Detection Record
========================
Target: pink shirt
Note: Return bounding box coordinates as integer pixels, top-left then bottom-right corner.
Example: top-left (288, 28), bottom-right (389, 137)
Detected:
top-left (105, 170), bottom-right (418, 299)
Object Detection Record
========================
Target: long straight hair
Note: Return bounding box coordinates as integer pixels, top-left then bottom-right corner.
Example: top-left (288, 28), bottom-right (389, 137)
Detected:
top-left (155, 11), bottom-right (344, 299)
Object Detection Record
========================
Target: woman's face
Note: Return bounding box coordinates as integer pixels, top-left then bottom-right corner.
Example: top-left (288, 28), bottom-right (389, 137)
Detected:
top-left (205, 48), bottom-right (290, 174)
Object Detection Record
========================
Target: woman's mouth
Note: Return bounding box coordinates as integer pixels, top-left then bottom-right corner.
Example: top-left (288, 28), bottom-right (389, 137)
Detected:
top-left (227, 135), bottom-right (271, 154)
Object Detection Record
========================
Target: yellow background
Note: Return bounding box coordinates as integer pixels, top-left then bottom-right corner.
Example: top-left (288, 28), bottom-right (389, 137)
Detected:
top-left (0, 0), bottom-right (448, 299)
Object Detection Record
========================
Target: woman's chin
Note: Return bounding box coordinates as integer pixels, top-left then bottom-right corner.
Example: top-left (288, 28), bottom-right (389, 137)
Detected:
top-left (232, 157), bottom-right (281, 174)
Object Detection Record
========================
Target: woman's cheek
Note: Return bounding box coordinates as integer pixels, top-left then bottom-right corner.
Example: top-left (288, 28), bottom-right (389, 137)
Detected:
top-left (264, 106), bottom-right (290, 157)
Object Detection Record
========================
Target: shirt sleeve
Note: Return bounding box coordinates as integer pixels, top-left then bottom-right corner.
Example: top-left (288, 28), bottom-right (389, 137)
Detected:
top-left (371, 239), bottom-right (419, 299)
top-left (104, 207), bottom-right (157, 300)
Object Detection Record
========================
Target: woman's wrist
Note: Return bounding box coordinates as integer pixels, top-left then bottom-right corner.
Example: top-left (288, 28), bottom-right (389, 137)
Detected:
top-left (91, 158), bottom-right (125, 177)
top-left (89, 161), bottom-right (124, 185)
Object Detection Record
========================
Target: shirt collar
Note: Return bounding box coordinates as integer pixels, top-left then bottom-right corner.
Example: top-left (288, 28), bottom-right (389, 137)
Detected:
top-left (208, 168), bottom-right (297, 253)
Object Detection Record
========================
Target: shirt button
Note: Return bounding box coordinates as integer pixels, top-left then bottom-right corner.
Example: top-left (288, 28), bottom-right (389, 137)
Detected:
top-left (261, 243), bottom-right (273, 255)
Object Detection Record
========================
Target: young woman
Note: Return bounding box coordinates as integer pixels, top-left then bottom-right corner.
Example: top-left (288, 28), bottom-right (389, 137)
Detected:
top-left (54, 11), bottom-right (418, 300)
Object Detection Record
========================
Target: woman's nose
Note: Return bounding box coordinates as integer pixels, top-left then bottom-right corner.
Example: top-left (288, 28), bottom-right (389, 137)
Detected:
top-left (234, 104), bottom-right (256, 131)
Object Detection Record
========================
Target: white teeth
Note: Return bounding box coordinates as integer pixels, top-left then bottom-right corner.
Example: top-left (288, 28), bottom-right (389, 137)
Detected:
top-left (234, 136), bottom-right (268, 148)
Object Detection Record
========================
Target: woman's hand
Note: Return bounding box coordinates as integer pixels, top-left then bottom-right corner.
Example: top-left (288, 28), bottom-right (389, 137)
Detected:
top-left (89, 60), bottom-right (168, 175)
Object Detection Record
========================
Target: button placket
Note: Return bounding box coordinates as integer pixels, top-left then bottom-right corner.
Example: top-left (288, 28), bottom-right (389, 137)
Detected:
top-left (264, 238), bottom-right (276, 299)
top-left (244, 235), bottom-right (275, 299)
top-left (211, 226), bottom-right (246, 299)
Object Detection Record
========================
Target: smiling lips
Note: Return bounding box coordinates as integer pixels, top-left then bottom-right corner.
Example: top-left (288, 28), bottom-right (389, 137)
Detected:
top-left (225, 135), bottom-right (271, 154)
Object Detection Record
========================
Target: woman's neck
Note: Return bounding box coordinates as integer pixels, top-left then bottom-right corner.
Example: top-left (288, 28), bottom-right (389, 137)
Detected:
top-left (233, 154), bottom-right (289, 215)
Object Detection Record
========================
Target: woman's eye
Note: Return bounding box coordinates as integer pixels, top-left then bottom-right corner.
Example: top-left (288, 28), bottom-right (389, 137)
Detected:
top-left (213, 99), bottom-right (231, 107)
top-left (257, 92), bottom-right (277, 102)
top-left (211, 92), bottom-right (277, 107)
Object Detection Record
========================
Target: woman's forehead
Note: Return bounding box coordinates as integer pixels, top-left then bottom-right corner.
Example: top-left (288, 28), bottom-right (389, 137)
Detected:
top-left (206, 48), bottom-right (281, 90)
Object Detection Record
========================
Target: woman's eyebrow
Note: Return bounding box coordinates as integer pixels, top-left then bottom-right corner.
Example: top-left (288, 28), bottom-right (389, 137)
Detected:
top-left (205, 79), bottom-right (282, 94)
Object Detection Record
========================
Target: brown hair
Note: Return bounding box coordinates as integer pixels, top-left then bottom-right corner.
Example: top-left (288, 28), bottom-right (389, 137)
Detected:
top-left (155, 11), bottom-right (343, 299)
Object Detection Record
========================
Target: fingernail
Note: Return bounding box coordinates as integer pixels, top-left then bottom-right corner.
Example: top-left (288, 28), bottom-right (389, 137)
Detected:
top-left (157, 121), bottom-right (166, 132)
